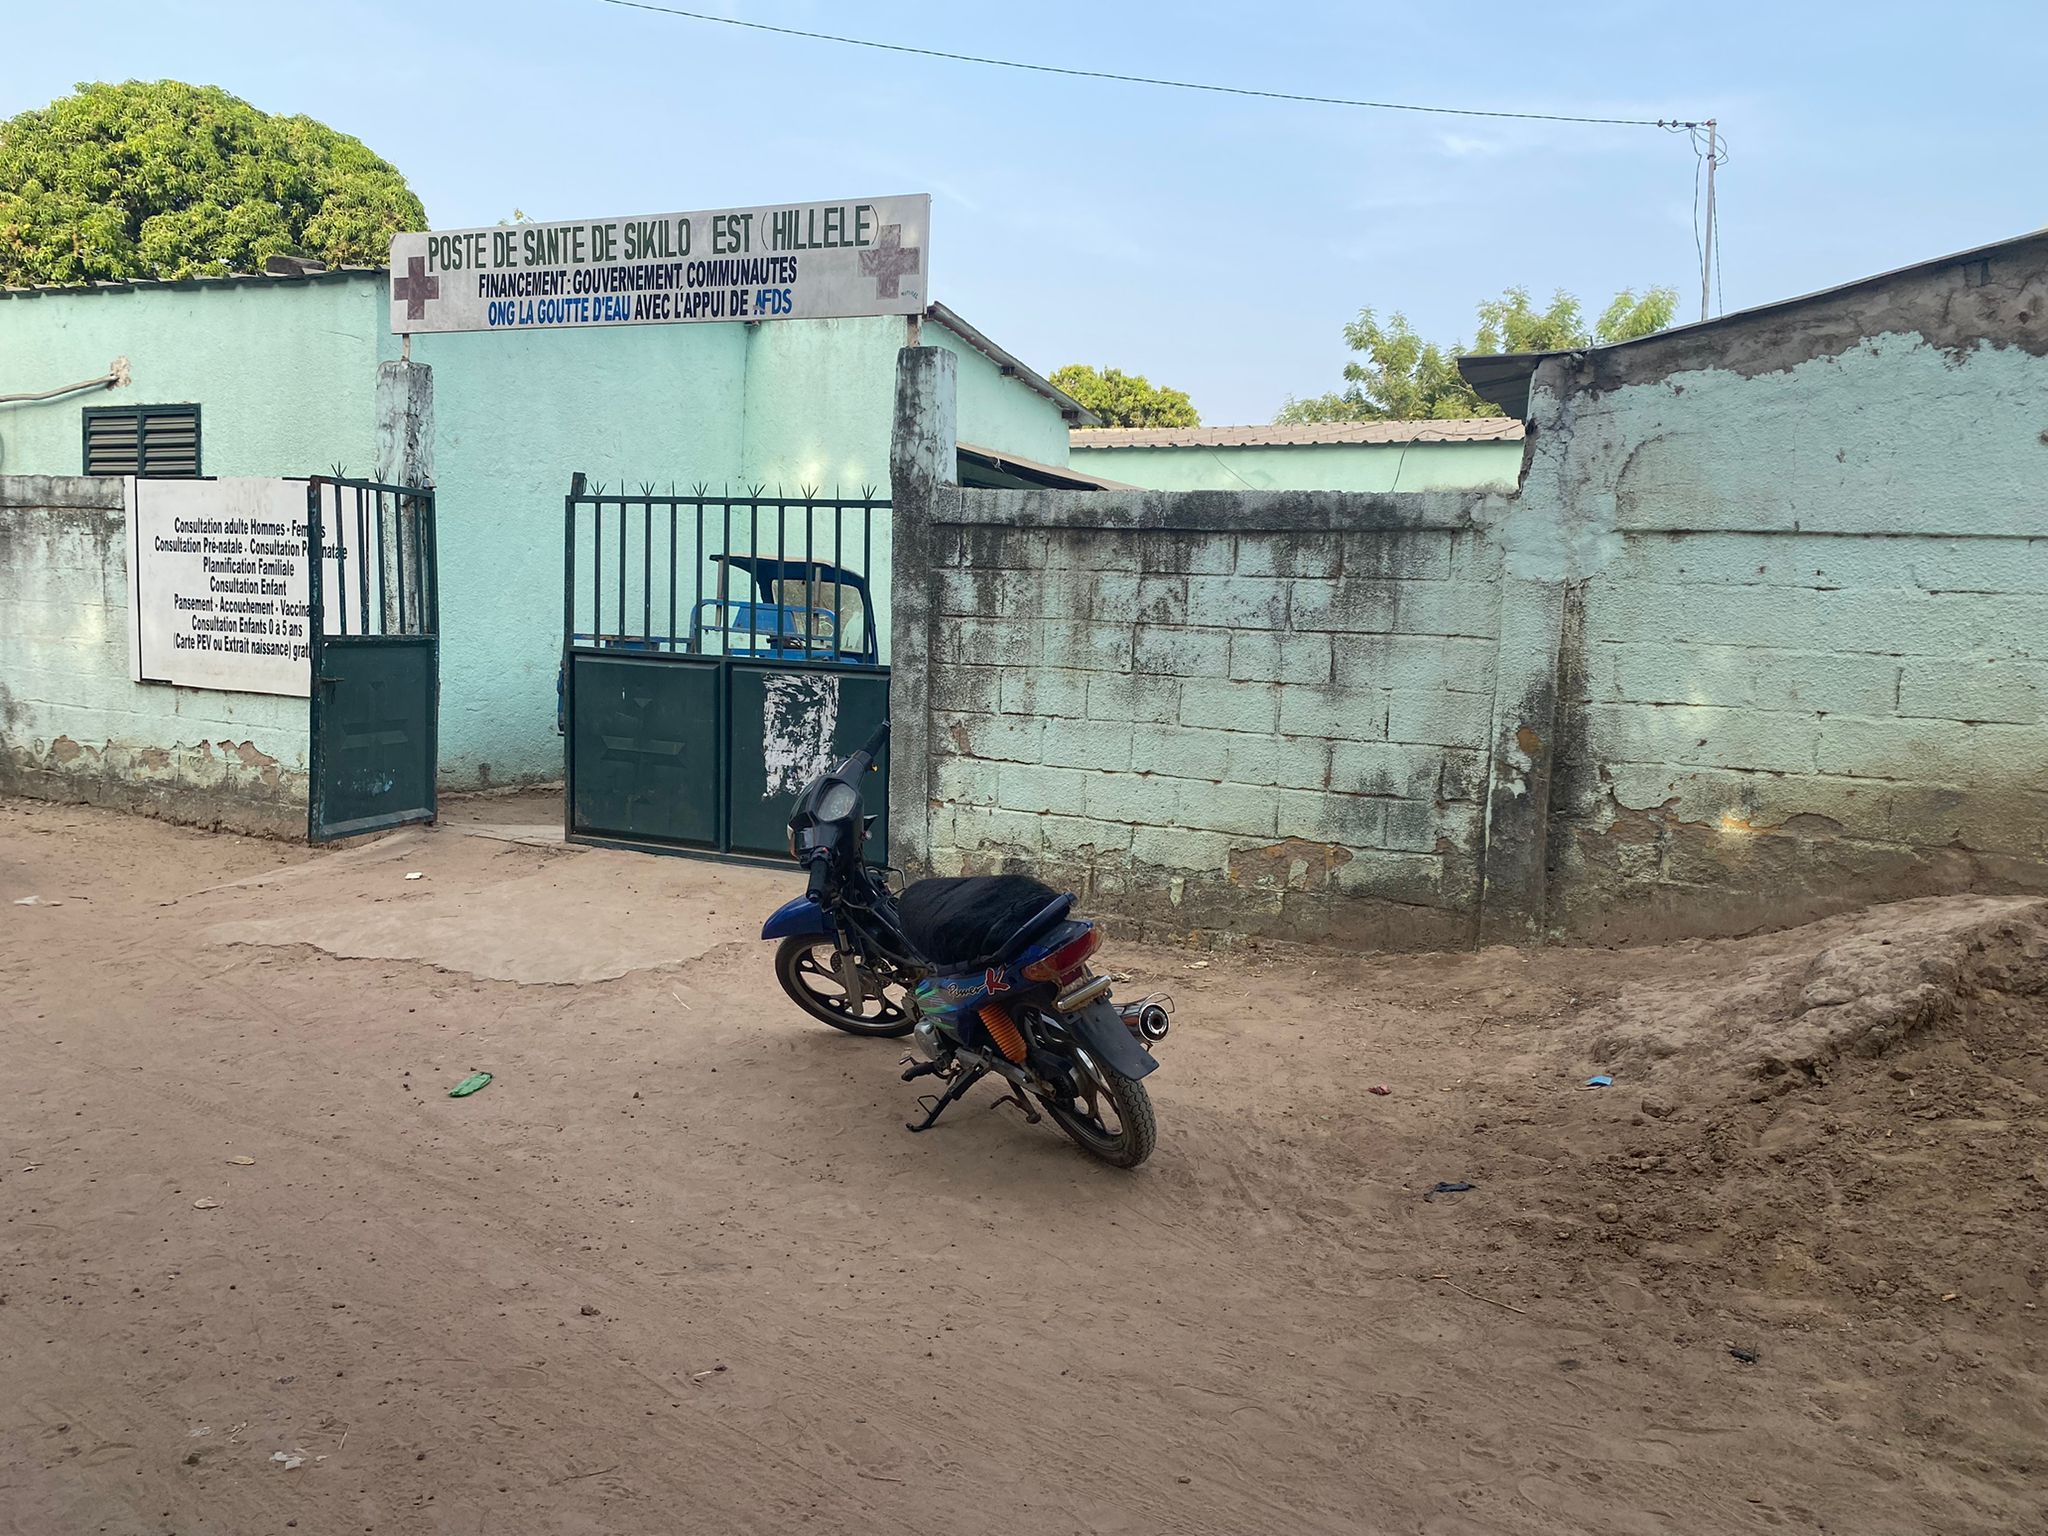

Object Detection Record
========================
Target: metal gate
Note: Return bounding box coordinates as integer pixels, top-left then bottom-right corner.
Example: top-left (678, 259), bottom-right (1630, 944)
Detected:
top-left (560, 474), bottom-right (890, 861)
top-left (306, 477), bottom-right (439, 842)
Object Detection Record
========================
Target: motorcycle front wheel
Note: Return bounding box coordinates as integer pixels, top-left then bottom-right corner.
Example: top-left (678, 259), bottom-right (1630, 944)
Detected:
top-left (773, 935), bottom-right (915, 1038)
top-left (1037, 1045), bottom-right (1157, 1169)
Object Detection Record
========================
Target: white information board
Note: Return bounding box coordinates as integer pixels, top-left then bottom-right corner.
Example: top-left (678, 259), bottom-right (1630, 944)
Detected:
top-left (388, 193), bottom-right (930, 334)
top-left (126, 477), bottom-right (339, 697)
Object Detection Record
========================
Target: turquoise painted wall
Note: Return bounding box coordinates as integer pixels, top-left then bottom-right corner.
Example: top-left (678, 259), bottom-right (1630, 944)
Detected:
top-left (0, 275), bottom-right (379, 478)
top-left (932, 328), bottom-right (1072, 467)
top-left (1067, 439), bottom-right (1522, 494)
top-left (1500, 327), bottom-right (2048, 936)
top-left (408, 310), bottom-right (1063, 783)
top-left (1, 274), bottom-right (1074, 788)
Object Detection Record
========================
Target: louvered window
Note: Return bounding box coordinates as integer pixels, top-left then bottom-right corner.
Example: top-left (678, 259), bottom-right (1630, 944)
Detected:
top-left (83, 405), bottom-right (201, 477)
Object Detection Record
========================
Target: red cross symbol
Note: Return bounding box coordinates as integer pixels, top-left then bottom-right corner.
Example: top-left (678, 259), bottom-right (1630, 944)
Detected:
top-left (393, 255), bottom-right (440, 321)
top-left (857, 224), bottom-right (921, 300)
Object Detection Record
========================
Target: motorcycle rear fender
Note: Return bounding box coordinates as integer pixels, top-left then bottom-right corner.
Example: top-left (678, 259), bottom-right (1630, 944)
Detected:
top-left (1070, 999), bottom-right (1158, 1080)
top-left (761, 894), bottom-right (830, 941)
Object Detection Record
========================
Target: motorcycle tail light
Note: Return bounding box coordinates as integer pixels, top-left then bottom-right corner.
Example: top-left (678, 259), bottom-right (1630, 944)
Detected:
top-left (1023, 926), bottom-right (1101, 984)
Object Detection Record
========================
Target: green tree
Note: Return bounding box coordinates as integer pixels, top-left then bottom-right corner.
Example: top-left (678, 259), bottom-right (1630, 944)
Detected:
top-left (1277, 284), bottom-right (1680, 423)
top-left (1593, 287), bottom-right (1679, 344)
top-left (1277, 310), bottom-right (1479, 423)
top-left (0, 81), bottom-right (425, 286)
top-left (1051, 364), bottom-right (1200, 428)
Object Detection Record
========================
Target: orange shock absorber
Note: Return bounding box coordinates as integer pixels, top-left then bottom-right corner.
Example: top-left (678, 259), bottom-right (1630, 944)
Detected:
top-left (978, 1003), bottom-right (1028, 1064)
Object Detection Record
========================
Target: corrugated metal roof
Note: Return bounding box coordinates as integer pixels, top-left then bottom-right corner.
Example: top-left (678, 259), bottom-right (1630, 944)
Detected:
top-left (1069, 418), bottom-right (1523, 449)
top-left (0, 277), bottom-right (1095, 432)
top-left (924, 303), bottom-right (1096, 425)
top-left (0, 266), bottom-right (386, 299)
top-left (957, 441), bottom-right (1136, 490)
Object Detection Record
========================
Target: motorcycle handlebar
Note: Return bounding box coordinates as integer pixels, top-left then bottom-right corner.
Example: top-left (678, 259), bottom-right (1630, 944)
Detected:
top-left (859, 719), bottom-right (890, 760)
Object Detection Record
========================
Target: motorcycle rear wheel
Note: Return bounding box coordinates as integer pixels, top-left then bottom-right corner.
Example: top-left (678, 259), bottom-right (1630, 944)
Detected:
top-left (773, 935), bottom-right (916, 1038)
top-left (1038, 1047), bottom-right (1157, 1169)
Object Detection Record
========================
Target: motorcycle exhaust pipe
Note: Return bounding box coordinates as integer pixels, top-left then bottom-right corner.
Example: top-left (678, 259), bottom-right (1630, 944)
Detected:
top-left (1120, 1000), bottom-right (1170, 1042)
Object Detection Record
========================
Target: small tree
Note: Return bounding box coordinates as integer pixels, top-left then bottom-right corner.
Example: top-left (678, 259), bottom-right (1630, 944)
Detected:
top-left (1277, 284), bottom-right (1680, 423)
top-left (0, 80), bottom-right (425, 286)
top-left (1051, 364), bottom-right (1200, 428)
top-left (1277, 311), bottom-right (1481, 423)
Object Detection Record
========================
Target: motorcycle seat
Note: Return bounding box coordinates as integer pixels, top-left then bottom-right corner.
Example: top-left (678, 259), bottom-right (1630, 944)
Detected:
top-left (897, 875), bottom-right (1074, 972)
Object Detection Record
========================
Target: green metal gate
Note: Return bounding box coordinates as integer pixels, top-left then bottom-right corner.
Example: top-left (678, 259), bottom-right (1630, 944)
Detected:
top-left (560, 476), bottom-right (890, 862)
top-left (307, 477), bottom-right (439, 843)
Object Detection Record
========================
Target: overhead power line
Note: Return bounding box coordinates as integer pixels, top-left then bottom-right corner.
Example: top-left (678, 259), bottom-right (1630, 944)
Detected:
top-left (596, 0), bottom-right (1701, 129)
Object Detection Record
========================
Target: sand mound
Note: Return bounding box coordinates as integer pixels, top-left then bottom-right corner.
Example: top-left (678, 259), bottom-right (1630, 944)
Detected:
top-left (1478, 898), bottom-right (2048, 1341)
top-left (1580, 895), bottom-right (2048, 1088)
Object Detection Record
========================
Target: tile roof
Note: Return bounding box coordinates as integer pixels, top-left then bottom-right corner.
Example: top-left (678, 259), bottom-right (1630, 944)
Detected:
top-left (1069, 418), bottom-right (1524, 449)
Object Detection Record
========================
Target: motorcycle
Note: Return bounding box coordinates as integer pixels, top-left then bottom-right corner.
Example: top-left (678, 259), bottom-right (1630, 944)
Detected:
top-left (761, 721), bottom-right (1171, 1168)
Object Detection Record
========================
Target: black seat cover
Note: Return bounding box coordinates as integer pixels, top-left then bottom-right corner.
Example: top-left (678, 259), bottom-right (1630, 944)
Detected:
top-left (897, 875), bottom-right (1066, 968)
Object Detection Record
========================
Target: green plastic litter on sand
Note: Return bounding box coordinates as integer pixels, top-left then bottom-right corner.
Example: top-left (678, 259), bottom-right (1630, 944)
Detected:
top-left (449, 1071), bottom-right (493, 1098)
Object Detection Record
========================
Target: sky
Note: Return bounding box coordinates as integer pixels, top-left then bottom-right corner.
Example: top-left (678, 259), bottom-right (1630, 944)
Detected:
top-left (7, 0), bottom-right (2046, 424)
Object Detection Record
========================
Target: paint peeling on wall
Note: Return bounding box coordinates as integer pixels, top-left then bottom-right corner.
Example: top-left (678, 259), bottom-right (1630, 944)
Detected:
top-left (761, 672), bottom-right (839, 796)
top-left (2, 477), bottom-right (312, 837)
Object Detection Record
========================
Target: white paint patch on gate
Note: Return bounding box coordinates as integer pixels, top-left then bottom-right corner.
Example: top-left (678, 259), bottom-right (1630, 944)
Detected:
top-left (762, 674), bottom-right (840, 796)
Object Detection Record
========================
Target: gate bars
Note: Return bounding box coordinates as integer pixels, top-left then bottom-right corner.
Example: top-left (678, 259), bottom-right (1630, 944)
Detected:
top-left (560, 473), bottom-right (893, 860)
top-left (306, 476), bottom-right (439, 643)
top-left (560, 472), bottom-right (890, 662)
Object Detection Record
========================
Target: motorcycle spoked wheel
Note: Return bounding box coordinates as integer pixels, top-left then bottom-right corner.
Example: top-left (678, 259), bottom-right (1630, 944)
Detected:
top-left (1035, 1043), bottom-right (1157, 1169)
top-left (773, 935), bottom-right (916, 1038)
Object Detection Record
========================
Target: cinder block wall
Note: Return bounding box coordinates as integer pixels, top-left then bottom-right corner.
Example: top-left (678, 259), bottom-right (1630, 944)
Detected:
top-left (898, 484), bottom-right (1506, 947)
top-left (891, 265), bottom-right (2048, 947)
top-left (1539, 317), bottom-right (2048, 939)
top-left (0, 476), bottom-right (310, 835)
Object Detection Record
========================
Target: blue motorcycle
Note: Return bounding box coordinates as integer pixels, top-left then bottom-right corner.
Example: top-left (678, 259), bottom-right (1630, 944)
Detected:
top-left (762, 722), bottom-right (1171, 1168)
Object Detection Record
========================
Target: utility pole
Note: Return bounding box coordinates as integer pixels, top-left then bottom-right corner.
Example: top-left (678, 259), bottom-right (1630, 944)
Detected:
top-left (1699, 119), bottom-right (1718, 322)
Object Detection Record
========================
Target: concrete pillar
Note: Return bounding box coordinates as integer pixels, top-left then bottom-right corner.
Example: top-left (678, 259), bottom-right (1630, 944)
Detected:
top-left (1475, 575), bottom-right (1565, 943)
top-left (886, 346), bottom-right (957, 875)
top-left (374, 359), bottom-right (434, 488)
top-left (373, 360), bottom-right (434, 635)
top-left (1474, 354), bottom-right (1594, 943)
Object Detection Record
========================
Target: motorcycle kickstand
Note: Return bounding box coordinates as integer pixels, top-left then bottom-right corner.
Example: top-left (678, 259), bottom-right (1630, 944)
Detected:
top-left (988, 1089), bottom-right (1042, 1125)
top-left (906, 1065), bottom-right (987, 1133)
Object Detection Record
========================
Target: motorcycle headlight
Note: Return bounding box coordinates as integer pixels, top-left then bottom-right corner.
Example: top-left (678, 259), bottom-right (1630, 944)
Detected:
top-left (815, 780), bottom-right (859, 821)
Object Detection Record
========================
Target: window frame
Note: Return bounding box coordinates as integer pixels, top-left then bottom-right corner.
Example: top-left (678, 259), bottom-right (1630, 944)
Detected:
top-left (81, 403), bottom-right (203, 478)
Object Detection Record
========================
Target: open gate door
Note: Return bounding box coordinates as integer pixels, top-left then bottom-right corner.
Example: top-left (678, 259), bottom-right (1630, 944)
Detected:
top-left (307, 477), bottom-right (440, 842)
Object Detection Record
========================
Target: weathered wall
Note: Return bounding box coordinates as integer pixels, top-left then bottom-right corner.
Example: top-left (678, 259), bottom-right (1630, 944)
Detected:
top-left (1067, 438), bottom-right (1523, 494)
top-left (0, 476), bottom-right (309, 835)
top-left (1523, 246), bottom-right (2048, 940)
top-left (894, 229), bottom-right (2048, 948)
top-left (891, 350), bottom-right (1507, 947)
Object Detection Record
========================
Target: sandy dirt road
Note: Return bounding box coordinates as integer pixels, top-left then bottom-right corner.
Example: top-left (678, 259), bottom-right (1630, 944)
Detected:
top-left (2, 795), bottom-right (2043, 1535)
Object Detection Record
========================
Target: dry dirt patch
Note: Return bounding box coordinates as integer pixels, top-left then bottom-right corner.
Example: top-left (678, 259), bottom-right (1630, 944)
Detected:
top-left (2, 797), bottom-right (2043, 1535)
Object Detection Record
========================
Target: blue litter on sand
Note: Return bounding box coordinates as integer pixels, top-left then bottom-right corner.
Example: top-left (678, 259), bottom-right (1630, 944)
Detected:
top-left (1424, 1181), bottom-right (1477, 1202)
top-left (1585, 1074), bottom-right (1614, 1087)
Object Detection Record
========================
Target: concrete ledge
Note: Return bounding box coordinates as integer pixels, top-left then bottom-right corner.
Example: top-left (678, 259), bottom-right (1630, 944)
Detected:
top-left (0, 475), bottom-right (125, 511)
top-left (939, 484), bottom-right (1501, 534)
top-left (1, 746), bottom-right (307, 840)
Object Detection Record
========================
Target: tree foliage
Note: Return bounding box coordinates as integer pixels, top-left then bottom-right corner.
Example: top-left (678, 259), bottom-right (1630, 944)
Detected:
top-left (1277, 284), bottom-right (1680, 423)
top-left (0, 81), bottom-right (426, 286)
top-left (1051, 364), bottom-right (1200, 428)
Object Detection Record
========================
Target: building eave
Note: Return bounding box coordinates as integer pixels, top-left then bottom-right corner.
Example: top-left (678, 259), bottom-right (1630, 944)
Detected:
top-left (925, 302), bottom-right (1098, 427)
